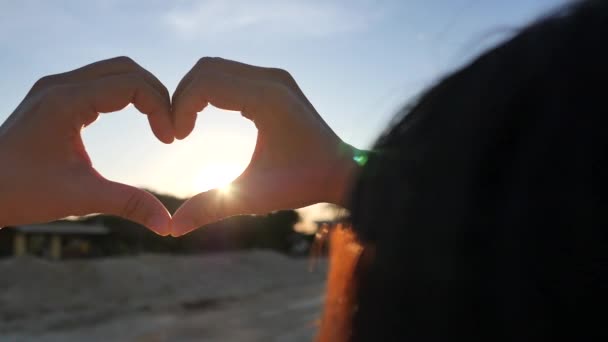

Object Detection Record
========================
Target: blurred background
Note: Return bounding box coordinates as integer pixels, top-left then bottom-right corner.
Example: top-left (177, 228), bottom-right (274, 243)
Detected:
top-left (0, 0), bottom-right (568, 340)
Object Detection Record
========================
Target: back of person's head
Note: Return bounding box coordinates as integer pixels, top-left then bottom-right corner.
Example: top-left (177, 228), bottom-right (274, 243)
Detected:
top-left (320, 1), bottom-right (608, 340)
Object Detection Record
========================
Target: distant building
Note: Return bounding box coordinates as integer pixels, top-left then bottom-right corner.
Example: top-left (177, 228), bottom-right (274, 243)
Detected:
top-left (0, 222), bottom-right (109, 260)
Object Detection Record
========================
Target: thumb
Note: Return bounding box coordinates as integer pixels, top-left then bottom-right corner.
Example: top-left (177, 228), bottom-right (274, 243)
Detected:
top-left (171, 184), bottom-right (260, 237)
top-left (86, 178), bottom-right (172, 236)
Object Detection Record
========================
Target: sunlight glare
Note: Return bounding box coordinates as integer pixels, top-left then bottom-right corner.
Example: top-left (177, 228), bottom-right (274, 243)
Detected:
top-left (194, 163), bottom-right (243, 194)
top-left (219, 183), bottom-right (232, 196)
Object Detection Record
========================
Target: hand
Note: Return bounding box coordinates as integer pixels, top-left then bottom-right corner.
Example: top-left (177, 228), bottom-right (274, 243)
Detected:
top-left (171, 57), bottom-right (359, 236)
top-left (0, 57), bottom-right (174, 235)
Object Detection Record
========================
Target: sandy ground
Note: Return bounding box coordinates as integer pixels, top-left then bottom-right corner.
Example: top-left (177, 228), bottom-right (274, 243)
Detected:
top-left (0, 251), bottom-right (328, 341)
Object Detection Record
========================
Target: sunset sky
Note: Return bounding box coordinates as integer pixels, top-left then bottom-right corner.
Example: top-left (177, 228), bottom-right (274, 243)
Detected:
top-left (0, 0), bottom-right (567, 223)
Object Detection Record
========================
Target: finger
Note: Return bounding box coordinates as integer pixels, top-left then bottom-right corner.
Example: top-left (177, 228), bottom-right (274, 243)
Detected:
top-left (171, 162), bottom-right (334, 236)
top-left (171, 57), bottom-right (234, 107)
top-left (172, 58), bottom-right (304, 108)
top-left (172, 57), bottom-right (331, 139)
top-left (171, 184), bottom-right (259, 237)
top-left (171, 58), bottom-right (210, 139)
top-left (175, 57), bottom-right (314, 111)
top-left (68, 73), bottom-right (174, 143)
top-left (31, 56), bottom-right (170, 105)
top-left (171, 167), bottom-right (286, 237)
top-left (171, 58), bottom-right (280, 139)
top-left (172, 71), bottom-right (291, 139)
top-left (85, 178), bottom-right (172, 236)
top-left (202, 58), bottom-right (335, 133)
top-left (204, 58), bottom-right (337, 133)
top-left (172, 57), bottom-right (206, 107)
top-left (147, 112), bottom-right (174, 144)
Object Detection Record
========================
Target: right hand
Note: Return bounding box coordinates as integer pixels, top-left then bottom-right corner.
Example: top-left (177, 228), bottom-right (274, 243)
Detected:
top-left (171, 57), bottom-right (359, 236)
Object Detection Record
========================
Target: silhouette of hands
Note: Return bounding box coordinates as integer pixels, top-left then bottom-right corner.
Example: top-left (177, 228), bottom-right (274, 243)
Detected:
top-left (0, 57), bottom-right (358, 237)
top-left (0, 57), bottom-right (174, 235)
top-left (170, 58), bottom-right (358, 236)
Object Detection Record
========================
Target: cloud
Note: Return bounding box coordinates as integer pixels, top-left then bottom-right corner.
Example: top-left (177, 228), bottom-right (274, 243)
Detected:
top-left (163, 0), bottom-right (385, 39)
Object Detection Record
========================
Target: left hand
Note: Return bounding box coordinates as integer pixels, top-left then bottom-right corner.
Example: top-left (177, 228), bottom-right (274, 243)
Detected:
top-left (0, 57), bottom-right (174, 235)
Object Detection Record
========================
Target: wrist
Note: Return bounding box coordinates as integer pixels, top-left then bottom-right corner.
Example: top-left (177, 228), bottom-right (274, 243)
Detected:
top-left (325, 142), bottom-right (366, 209)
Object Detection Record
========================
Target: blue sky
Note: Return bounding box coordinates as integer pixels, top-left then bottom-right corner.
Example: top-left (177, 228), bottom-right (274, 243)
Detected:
top-left (0, 0), bottom-right (568, 223)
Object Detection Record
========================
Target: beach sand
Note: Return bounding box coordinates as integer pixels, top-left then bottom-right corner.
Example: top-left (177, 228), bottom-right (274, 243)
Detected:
top-left (0, 251), bottom-right (327, 341)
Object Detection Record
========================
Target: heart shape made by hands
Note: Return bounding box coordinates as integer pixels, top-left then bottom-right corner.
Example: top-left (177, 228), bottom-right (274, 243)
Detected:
top-left (0, 56), bottom-right (350, 238)
top-left (83, 105), bottom-right (256, 222)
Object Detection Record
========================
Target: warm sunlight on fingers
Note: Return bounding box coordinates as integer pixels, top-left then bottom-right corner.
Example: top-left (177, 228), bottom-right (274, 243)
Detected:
top-left (194, 163), bottom-right (243, 194)
top-left (219, 183), bottom-right (233, 196)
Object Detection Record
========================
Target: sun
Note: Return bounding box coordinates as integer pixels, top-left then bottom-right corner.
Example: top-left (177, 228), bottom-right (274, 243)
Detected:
top-left (194, 163), bottom-right (244, 194)
top-left (218, 183), bottom-right (233, 195)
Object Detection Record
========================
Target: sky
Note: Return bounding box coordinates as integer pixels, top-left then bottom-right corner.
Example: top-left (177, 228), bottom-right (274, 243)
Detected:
top-left (0, 0), bottom-right (569, 225)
